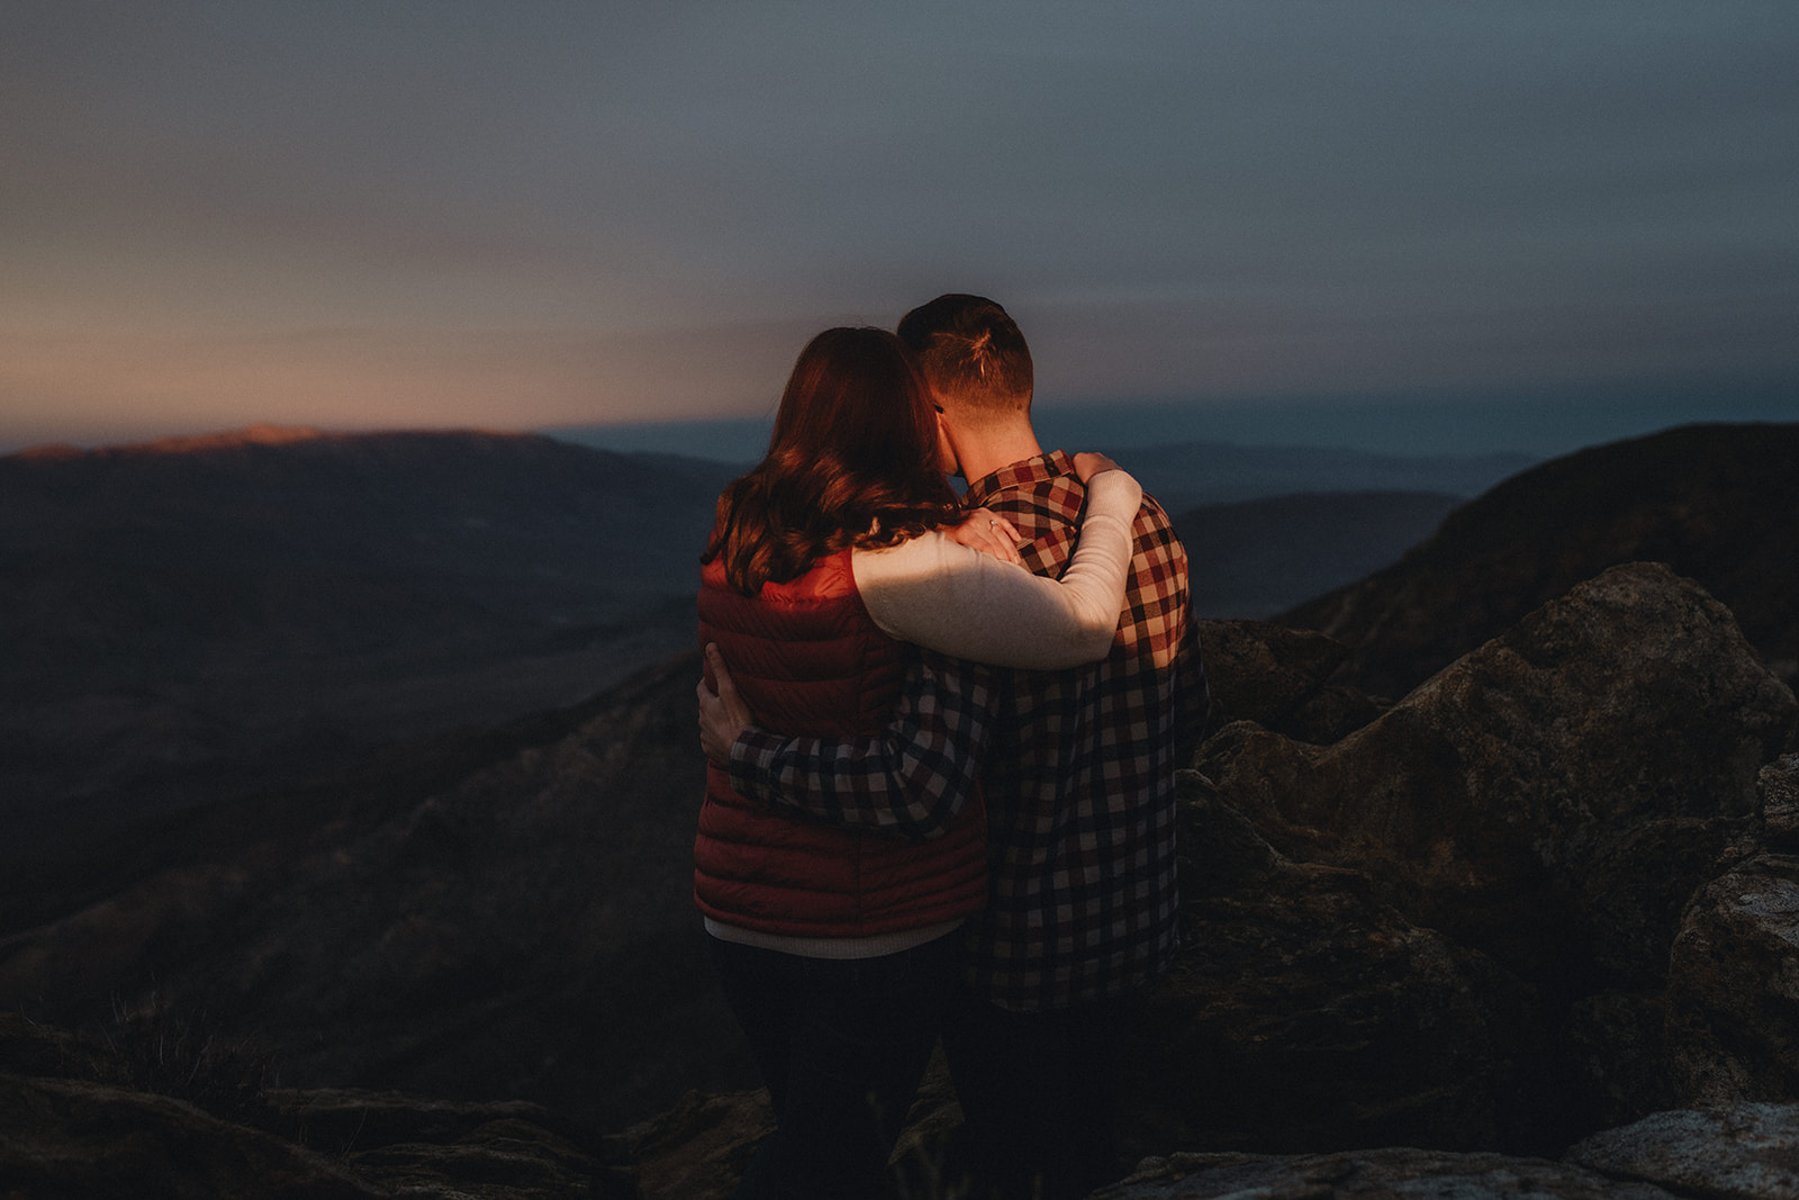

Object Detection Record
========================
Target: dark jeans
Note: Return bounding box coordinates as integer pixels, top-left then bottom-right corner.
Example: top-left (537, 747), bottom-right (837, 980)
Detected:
top-left (707, 931), bottom-right (962, 1200)
top-left (940, 982), bottom-right (1137, 1200)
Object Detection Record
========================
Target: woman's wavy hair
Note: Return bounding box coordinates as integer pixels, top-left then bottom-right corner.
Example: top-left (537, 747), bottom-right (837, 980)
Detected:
top-left (703, 327), bottom-right (961, 595)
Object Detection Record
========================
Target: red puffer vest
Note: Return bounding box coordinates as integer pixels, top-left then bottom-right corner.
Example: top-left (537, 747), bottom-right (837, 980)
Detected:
top-left (693, 548), bottom-right (988, 937)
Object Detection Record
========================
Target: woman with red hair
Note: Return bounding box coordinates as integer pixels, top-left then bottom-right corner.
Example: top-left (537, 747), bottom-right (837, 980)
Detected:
top-left (694, 326), bottom-right (1139, 1198)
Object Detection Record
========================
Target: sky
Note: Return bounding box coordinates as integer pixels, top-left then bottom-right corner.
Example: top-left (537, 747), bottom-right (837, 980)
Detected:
top-left (3, 1), bottom-right (1797, 453)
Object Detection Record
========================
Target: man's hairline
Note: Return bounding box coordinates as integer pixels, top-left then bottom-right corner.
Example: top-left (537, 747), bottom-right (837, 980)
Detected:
top-left (924, 380), bottom-right (1034, 426)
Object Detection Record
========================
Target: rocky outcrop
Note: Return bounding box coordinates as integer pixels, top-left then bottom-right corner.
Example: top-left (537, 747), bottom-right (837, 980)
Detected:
top-left (1103, 1108), bottom-right (1799, 1200)
top-left (1190, 618), bottom-right (1383, 746)
top-left (1134, 563), bottom-right (1797, 1155)
top-left (0, 1013), bottom-right (634, 1199)
top-left (1200, 563), bottom-right (1794, 989)
top-left (266, 1088), bottom-right (633, 1199)
top-left (1094, 1147), bottom-right (1682, 1198)
top-left (1282, 423), bottom-right (1799, 698)
top-left (1, 1073), bottom-right (383, 1200)
top-left (1119, 773), bottom-right (1548, 1156)
top-left (624, 1090), bottom-right (773, 1200)
top-left (1665, 852), bottom-right (1799, 1104)
top-left (1762, 754), bottom-right (1799, 849)
top-left (1564, 1103), bottom-right (1799, 1200)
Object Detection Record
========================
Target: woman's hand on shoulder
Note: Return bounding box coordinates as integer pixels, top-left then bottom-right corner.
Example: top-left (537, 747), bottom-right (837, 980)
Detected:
top-left (946, 507), bottom-right (1023, 567)
top-left (1072, 451), bottom-right (1123, 483)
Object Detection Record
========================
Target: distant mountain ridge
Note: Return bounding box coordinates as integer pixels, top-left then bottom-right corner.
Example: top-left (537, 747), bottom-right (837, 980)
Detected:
top-left (1281, 422), bottom-right (1799, 697)
top-left (0, 426), bottom-right (736, 858)
top-left (1173, 490), bottom-right (1463, 618)
top-left (548, 423), bottom-right (1538, 510)
top-left (10, 422), bottom-right (334, 459)
top-left (1113, 440), bottom-right (1536, 513)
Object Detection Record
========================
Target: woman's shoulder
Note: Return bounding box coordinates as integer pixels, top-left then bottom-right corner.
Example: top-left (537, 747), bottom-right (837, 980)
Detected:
top-left (705, 547), bottom-right (860, 603)
top-left (851, 528), bottom-right (960, 575)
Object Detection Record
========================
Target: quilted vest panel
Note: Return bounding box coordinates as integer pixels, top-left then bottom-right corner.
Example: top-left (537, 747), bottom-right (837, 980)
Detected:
top-left (693, 548), bottom-right (988, 937)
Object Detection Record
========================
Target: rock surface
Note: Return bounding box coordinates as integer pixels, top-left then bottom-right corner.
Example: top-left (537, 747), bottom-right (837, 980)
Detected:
top-left (0, 1073), bottom-right (383, 1200)
top-left (1763, 754), bottom-right (1799, 849)
top-left (0, 1013), bottom-right (635, 1199)
top-left (1160, 563), bottom-right (1796, 1152)
top-left (1200, 563), bottom-right (1795, 990)
top-left (1564, 1103), bottom-right (1799, 1200)
top-left (1093, 1147), bottom-right (1683, 1198)
top-left (1665, 853), bottom-right (1799, 1105)
top-left (624, 1089), bottom-right (773, 1200)
top-left (1120, 772), bottom-right (1548, 1156)
top-left (1191, 618), bottom-right (1384, 745)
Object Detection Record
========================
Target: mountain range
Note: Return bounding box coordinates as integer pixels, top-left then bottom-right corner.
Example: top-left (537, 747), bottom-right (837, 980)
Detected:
top-left (1173, 491), bottom-right (1463, 618)
top-left (0, 425), bottom-right (1500, 865)
top-left (1281, 423), bottom-right (1799, 698)
top-left (5, 419), bottom-right (1797, 1197)
top-left (0, 425), bottom-right (734, 861)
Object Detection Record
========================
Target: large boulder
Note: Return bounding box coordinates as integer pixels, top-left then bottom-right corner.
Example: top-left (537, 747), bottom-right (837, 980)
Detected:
top-left (1562, 989), bottom-right (1683, 1131)
top-left (1191, 619), bottom-right (1383, 746)
top-left (1664, 853), bottom-right (1799, 1104)
top-left (1199, 563), bottom-right (1795, 989)
top-left (1761, 753), bottom-right (1799, 849)
top-left (1118, 773), bottom-right (1548, 1157)
top-left (1563, 756), bottom-right (1799, 1128)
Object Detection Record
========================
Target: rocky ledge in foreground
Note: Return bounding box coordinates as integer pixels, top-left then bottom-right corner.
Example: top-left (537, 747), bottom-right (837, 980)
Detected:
top-left (1122, 563), bottom-right (1798, 1158)
top-left (0, 1012), bottom-right (636, 1199)
top-left (1094, 1101), bottom-right (1799, 1199)
top-left (618, 1087), bottom-right (1799, 1199)
top-left (627, 562), bottom-right (1799, 1197)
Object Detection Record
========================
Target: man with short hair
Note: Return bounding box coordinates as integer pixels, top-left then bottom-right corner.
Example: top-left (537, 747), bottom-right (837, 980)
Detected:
top-left (702, 294), bottom-right (1202, 1199)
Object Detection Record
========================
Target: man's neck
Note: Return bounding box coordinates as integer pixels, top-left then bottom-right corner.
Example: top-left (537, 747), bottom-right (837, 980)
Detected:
top-left (952, 423), bottom-right (1045, 488)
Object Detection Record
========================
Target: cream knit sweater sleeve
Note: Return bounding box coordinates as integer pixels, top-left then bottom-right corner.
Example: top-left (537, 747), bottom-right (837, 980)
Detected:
top-left (850, 469), bottom-right (1142, 669)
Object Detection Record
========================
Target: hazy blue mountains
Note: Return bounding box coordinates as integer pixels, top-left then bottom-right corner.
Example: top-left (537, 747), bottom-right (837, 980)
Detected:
top-left (1107, 439), bottom-right (1533, 513)
top-left (1, 425), bottom-right (1528, 861)
top-left (1173, 491), bottom-right (1465, 618)
top-left (0, 425), bottom-right (735, 860)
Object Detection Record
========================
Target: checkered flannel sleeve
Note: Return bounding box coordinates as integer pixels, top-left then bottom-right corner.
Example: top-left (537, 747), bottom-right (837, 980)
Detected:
top-left (726, 647), bottom-right (994, 842)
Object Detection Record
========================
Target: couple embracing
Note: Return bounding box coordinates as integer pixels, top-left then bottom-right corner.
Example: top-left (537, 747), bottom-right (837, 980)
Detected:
top-left (693, 294), bottom-right (1204, 1199)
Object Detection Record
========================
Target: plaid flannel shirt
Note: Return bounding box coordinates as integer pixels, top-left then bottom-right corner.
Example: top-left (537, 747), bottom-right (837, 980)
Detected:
top-left (730, 451), bottom-right (1201, 1010)
top-left (728, 646), bottom-right (995, 842)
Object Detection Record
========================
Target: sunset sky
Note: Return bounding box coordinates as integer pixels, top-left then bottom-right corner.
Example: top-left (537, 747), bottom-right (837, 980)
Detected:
top-left (3, 2), bottom-right (1796, 452)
